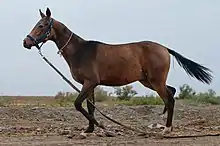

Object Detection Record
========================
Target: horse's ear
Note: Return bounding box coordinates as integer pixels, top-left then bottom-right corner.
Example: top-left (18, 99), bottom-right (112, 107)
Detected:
top-left (39, 9), bottom-right (45, 18)
top-left (46, 8), bottom-right (51, 17)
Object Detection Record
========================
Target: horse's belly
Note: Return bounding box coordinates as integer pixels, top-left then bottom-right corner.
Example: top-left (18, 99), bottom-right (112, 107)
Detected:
top-left (100, 69), bottom-right (142, 86)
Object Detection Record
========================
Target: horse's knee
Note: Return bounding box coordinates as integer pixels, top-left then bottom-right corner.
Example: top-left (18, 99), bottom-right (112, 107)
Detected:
top-left (74, 99), bottom-right (82, 111)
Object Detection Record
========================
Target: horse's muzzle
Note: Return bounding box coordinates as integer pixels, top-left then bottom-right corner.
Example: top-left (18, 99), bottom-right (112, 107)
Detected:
top-left (23, 38), bottom-right (33, 49)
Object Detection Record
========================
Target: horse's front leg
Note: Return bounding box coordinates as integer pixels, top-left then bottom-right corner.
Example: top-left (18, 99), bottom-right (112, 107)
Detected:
top-left (84, 90), bottom-right (96, 133)
top-left (74, 81), bottom-right (101, 133)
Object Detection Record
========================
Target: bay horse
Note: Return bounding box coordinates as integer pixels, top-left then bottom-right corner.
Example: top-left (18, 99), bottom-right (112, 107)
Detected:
top-left (23, 8), bottom-right (212, 134)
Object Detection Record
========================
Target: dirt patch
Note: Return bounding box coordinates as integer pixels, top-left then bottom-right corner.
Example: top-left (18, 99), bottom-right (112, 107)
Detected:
top-left (0, 100), bottom-right (219, 145)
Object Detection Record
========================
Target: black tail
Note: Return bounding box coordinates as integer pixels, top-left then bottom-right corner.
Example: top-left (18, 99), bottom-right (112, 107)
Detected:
top-left (167, 48), bottom-right (213, 84)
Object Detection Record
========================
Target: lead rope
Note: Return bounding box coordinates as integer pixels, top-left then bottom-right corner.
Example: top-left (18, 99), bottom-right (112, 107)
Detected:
top-left (37, 49), bottom-right (147, 136)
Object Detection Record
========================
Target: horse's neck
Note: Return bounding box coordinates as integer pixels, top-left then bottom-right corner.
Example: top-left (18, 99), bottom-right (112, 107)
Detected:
top-left (53, 21), bottom-right (84, 54)
top-left (53, 21), bottom-right (85, 66)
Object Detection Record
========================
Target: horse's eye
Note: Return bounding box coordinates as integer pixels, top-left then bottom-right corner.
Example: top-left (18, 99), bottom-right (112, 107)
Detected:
top-left (38, 25), bottom-right (43, 28)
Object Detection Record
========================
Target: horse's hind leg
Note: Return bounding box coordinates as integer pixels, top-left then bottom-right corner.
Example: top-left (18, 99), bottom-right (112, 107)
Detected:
top-left (162, 85), bottom-right (176, 114)
top-left (141, 78), bottom-right (175, 134)
top-left (84, 90), bottom-right (95, 133)
top-left (154, 83), bottom-right (175, 134)
top-left (140, 80), bottom-right (175, 116)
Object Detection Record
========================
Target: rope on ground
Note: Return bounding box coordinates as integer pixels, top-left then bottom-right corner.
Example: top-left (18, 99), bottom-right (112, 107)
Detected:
top-left (162, 133), bottom-right (220, 139)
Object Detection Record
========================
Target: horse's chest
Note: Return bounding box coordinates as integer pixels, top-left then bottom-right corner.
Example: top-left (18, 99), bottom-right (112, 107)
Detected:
top-left (70, 68), bottom-right (83, 83)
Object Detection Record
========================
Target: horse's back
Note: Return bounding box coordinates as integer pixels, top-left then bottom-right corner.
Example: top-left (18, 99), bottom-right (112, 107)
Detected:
top-left (92, 40), bottom-right (170, 85)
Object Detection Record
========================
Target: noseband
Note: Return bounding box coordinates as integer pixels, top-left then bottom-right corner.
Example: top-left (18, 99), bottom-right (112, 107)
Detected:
top-left (27, 19), bottom-right (54, 50)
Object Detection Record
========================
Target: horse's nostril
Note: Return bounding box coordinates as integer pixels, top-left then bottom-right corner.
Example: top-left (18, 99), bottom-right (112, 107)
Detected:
top-left (23, 40), bottom-right (27, 45)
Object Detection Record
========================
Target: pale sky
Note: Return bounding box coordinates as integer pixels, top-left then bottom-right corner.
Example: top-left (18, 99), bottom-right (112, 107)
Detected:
top-left (0, 0), bottom-right (219, 96)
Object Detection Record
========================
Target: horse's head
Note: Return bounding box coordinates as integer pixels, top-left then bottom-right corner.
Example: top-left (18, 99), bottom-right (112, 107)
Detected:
top-left (23, 8), bottom-right (56, 49)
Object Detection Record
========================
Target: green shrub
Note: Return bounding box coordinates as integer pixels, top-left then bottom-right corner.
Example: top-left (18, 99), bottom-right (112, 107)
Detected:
top-left (0, 96), bottom-right (10, 107)
top-left (181, 88), bottom-right (220, 105)
top-left (116, 96), bottom-right (163, 106)
top-left (114, 85), bottom-right (137, 100)
top-left (54, 91), bottom-right (78, 107)
top-left (53, 87), bottom-right (110, 107)
top-left (179, 84), bottom-right (196, 99)
top-left (94, 86), bottom-right (109, 102)
top-left (192, 89), bottom-right (220, 105)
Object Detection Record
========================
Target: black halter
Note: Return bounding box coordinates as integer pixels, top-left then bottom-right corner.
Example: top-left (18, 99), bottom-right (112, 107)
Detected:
top-left (27, 19), bottom-right (54, 50)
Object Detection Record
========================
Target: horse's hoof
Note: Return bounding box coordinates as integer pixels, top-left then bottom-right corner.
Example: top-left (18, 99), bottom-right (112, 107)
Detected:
top-left (84, 126), bottom-right (94, 133)
top-left (162, 126), bottom-right (172, 135)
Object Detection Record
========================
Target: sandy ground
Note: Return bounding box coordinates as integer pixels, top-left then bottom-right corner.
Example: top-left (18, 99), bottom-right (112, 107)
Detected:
top-left (0, 100), bottom-right (219, 146)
